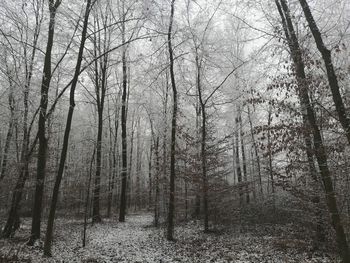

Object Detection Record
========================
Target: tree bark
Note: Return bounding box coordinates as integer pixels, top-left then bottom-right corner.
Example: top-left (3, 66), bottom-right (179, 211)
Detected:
top-left (235, 115), bottom-right (242, 202)
top-left (247, 106), bottom-right (263, 196)
top-left (148, 140), bottom-right (153, 210)
top-left (0, 88), bottom-right (15, 181)
top-left (119, 6), bottom-right (128, 221)
top-left (166, 0), bottom-right (177, 241)
top-left (154, 136), bottom-right (160, 227)
top-left (239, 110), bottom-right (249, 204)
top-left (267, 106), bottom-right (274, 194)
top-left (83, 147), bottom-right (95, 247)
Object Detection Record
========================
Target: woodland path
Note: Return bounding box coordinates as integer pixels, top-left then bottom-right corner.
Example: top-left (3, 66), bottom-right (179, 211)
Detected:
top-left (0, 213), bottom-right (338, 262)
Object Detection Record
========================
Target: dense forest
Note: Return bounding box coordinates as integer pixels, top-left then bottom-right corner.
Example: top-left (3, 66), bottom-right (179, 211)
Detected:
top-left (0, 0), bottom-right (349, 262)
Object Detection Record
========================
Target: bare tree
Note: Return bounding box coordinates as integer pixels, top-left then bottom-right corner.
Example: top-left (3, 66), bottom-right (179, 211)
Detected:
top-left (166, 0), bottom-right (177, 241)
top-left (43, 0), bottom-right (94, 255)
top-left (275, 1), bottom-right (349, 261)
top-left (28, 0), bottom-right (62, 245)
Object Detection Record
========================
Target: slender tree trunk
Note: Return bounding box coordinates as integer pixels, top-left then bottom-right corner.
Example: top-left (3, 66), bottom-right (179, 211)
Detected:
top-left (194, 102), bottom-right (201, 217)
top-left (107, 104), bottom-right (117, 218)
top-left (0, 91), bottom-right (15, 181)
top-left (92, 16), bottom-right (109, 222)
top-left (29, 0), bottom-right (61, 245)
top-left (166, 0), bottom-right (177, 241)
top-left (267, 106), bottom-right (274, 194)
top-left (92, 109), bottom-right (103, 223)
top-left (1, 161), bottom-right (29, 238)
top-left (119, 9), bottom-right (128, 222)
top-left (148, 141), bottom-right (153, 210)
top-left (235, 115), bottom-right (242, 202)
top-left (83, 147), bottom-right (95, 247)
top-left (154, 136), bottom-right (160, 227)
top-left (232, 136), bottom-right (236, 184)
top-left (196, 53), bottom-right (209, 232)
top-left (43, 0), bottom-right (93, 255)
top-left (135, 119), bottom-right (142, 211)
top-left (276, 1), bottom-right (350, 261)
top-left (239, 111), bottom-right (249, 204)
top-left (201, 108), bottom-right (209, 231)
top-left (162, 76), bottom-right (169, 217)
top-left (127, 115), bottom-right (135, 209)
top-left (247, 106), bottom-right (262, 196)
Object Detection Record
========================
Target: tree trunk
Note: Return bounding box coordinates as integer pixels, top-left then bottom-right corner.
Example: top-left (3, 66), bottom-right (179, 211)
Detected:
top-left (92, 15), bottom-right (109, 222)
top-left (92, 109), bottom-right (103, 223)
top-left (267, 106), bottom-right (274, 194)
top-left (247, 106), bottom-right (263, 196)
top-left (276, 1), bottom-right (350, 261)
top-left (166, 0), bottom-right (177, 241)
top-left (235, 115), bottom-right (242, 202)
top-left (196, 52), bottom-right (209, 232)
top-left (135, 119), bottom-right (142, 211)
top-left (148, 141), bottom-right (153, 210)
top-left (43, 0), bottom-right (92, 255)
top-left (119, 7), bottom-right (128, 222)
top-left (1, 161), bottom-right (29, 238)
top-left (239, 110), bottom-right (249, 204)
top-left (28, 0), bottom-right (60, 245)
top-left (83, 147), bottom-right (95, 247)
top-left (154, 137), bottom-right (160, 227)
top-left (0, 91), bottom-right (15, 181)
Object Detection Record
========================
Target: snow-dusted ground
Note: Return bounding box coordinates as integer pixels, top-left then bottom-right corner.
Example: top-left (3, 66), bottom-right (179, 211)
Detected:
top-left (0, 213), bottom-right (339, 262)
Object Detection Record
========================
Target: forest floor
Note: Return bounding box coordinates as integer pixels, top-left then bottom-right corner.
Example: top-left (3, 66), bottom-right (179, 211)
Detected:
top-left (0, 213), bottom-right (339, 263)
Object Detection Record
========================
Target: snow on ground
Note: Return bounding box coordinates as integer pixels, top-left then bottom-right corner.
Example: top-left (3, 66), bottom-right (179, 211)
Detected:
top-left (0, 213), bottom-right (339, 262)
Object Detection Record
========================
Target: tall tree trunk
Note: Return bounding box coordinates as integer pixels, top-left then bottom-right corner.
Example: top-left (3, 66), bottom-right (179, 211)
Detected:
top-left (201, 107), bottom-right (209, 231)
top-left (232, 136), bottom-right (236, 184)
top-left (276, 1), bottom-right (350, 261)
top-left (239, 110), bottom-right (249, 204)
top-left (92, 108), bottom-right (103, 223)
top-left (154, 136), bottom-right (160, 227)
top-left (298, 0), bottom-right (350, 145)
top-left (194, 102), bottom-right (201, 217)
top-left (166, 0), bottom-right (177, 241)
top-left (43, 0), bottom-right (93, 255)
top-left (92, 14), bottom-right (109, 222)
top-left (0, 90), bottom-right (15, 181)
top-left (247, 106), bottom-right (262, 196)
top-left (107, 103), bottom-right (118, 218)
top-left (148, 141), bottom-right (153, 210)
top-left (267, 106), bottom-right (274, 194)
top-left (162, 75), bottom-right (169, 217)
top-left (235, 115), bottom-right (242, 202)
top-left (196, 53), bottom-right (209, 232)
top-left (119, 7), bottom-right (128, 222)
top-left (83, 147), bottom-right (95, 247)
top-left (28, 0), bottom-right (61, 245)
top-left (135, 118), bottom-right (142, 210)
